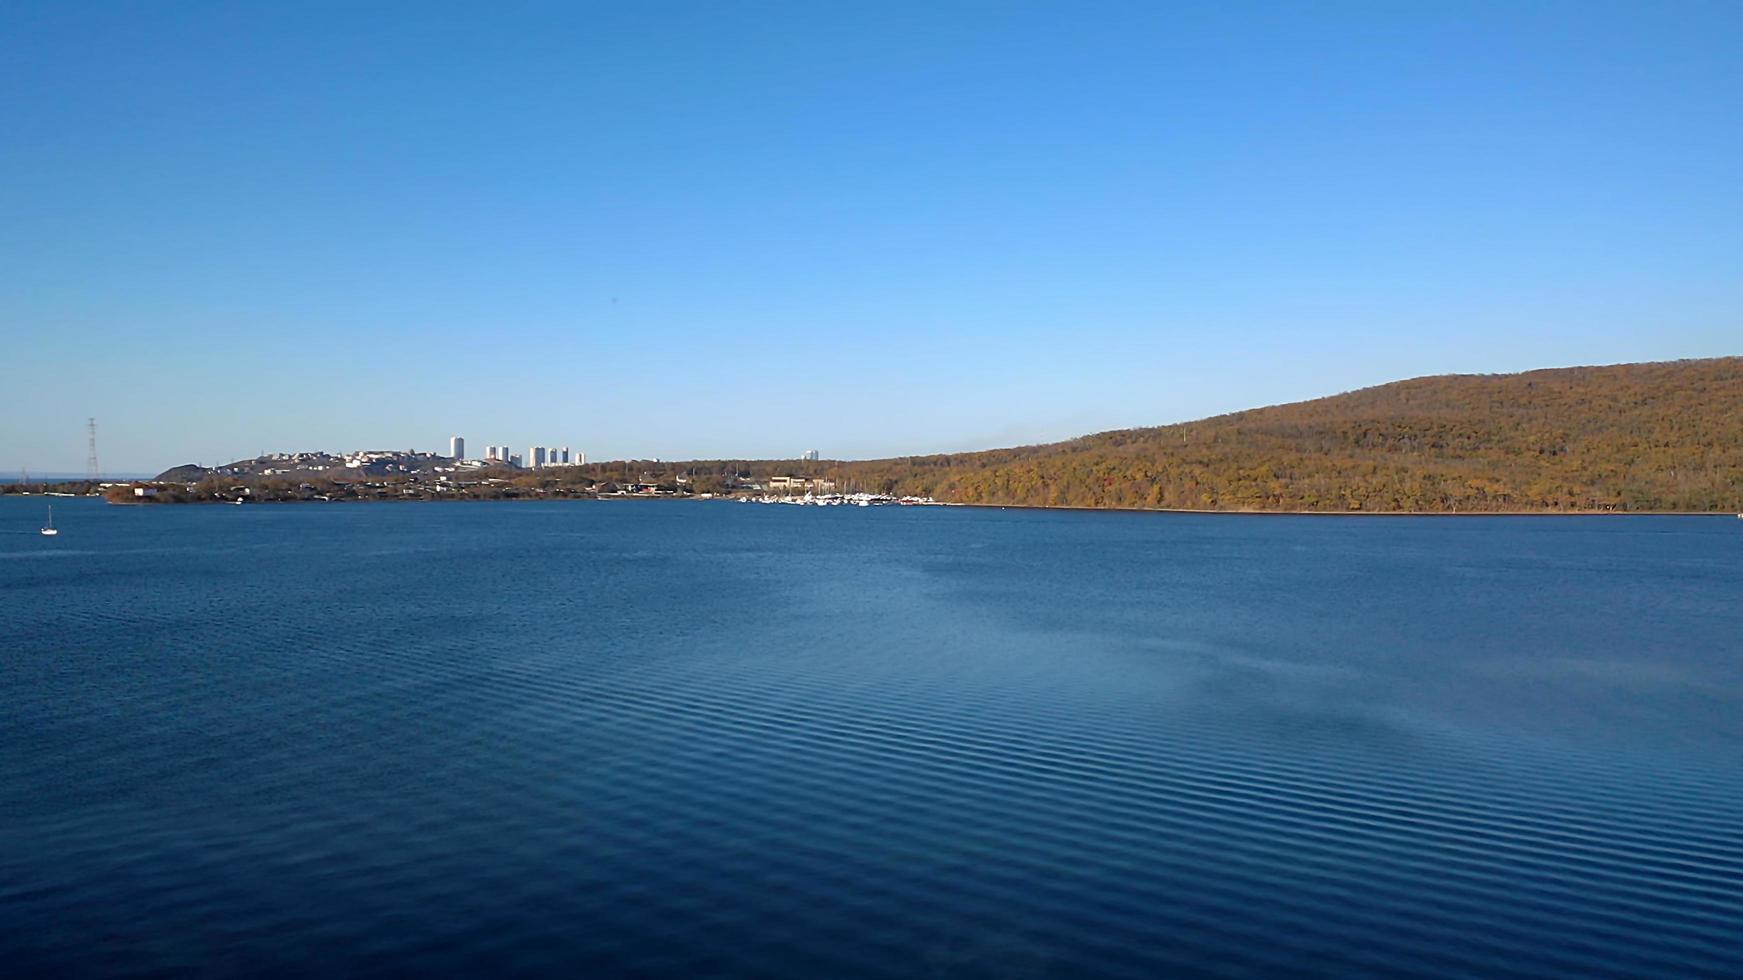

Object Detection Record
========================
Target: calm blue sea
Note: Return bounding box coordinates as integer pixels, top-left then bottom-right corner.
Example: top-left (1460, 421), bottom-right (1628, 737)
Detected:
top-left (2, 497), bottom-right (1740, 978)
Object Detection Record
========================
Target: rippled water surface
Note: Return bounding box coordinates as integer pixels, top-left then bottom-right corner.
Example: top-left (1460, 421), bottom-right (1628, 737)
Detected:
top-left (3, 498), bottom-right (1740, 977)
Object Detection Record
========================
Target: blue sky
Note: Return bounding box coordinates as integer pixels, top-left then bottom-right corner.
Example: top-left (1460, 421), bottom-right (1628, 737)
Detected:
top-left (3, 1), bottom-right (1738, 473)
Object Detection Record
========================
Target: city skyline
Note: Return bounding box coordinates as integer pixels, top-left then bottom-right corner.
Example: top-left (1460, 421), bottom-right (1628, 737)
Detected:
top-left (3, 429), bottom-right (830, 477)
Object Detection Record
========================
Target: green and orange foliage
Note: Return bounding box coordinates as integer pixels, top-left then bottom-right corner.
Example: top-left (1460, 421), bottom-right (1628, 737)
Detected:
top-left (559, 358), bottom-right (1738, 513)
top-left (106, 357), bottom-right (1742, 513)
top-left (817, 358), bottom-right (1743, 512)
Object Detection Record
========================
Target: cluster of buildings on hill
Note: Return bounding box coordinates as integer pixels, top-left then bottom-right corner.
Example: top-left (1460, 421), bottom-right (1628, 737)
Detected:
top-left (447, 436), bottom-right (821, 470)
top-left (210, 450), bottom-right (440, 478)
top-left (450, 436), bottom-right (586, 470)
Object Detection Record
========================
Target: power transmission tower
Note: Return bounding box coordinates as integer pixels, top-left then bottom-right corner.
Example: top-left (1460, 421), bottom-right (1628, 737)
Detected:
top-left (87, 418), bottom-right (100, 481)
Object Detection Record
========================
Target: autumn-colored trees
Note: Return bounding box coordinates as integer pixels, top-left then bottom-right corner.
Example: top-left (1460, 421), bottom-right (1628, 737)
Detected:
top-left (813, 358), bottom-right (1743, 512)
top-left (81, 357), bottom-right (1743, 513)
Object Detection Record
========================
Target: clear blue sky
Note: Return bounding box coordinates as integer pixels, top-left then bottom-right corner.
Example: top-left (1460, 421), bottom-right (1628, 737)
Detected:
top-left (3, 1), bottom-right (1738, 474)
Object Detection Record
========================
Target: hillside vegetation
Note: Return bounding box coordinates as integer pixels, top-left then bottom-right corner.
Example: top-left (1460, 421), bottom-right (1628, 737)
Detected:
top-left (825, 358), bottom-right (1743, 512)
top-left (96, 357), bottom-right (1742, 513)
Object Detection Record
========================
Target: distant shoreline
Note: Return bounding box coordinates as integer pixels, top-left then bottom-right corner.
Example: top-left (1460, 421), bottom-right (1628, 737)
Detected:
top-left (74, 494), bottom-right (1739, 517)
top-left (6, 481), bottom-right (1733, 517)
top-left (952, 502), bottom-right (1734, 517)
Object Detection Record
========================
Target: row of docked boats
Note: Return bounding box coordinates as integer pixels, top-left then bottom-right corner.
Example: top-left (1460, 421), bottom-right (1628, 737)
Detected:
top-left (738, 492), bottom-right (940, 507)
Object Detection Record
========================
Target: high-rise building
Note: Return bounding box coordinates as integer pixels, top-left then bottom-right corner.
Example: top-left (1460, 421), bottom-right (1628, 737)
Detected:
top-left (802, 449), bottom-right (820, 461)
top-left (559, 447), bottom-right (571, 464)
top-left (508, 454), bottom-right (523, 468)
top-left (530, 446), bottom-right (547, 468)
top-left (484, 445), bottom-right (500, 462)
top-left (450, 436), bottom-right (465, 461)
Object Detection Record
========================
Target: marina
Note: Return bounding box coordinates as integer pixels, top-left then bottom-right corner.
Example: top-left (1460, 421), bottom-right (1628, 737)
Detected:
top-left (738, 492), bottom-right (943, 507)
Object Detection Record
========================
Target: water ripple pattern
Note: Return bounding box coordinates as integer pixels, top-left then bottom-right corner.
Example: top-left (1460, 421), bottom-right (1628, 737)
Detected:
top-left (2, 498), bottom-right (1740, 977)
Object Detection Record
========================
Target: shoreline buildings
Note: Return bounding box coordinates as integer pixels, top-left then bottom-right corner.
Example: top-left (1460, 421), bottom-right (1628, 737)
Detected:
top-left (456, 437), bottom-right (588, 470)
top-left (525, 445), bottom-right (586, 469)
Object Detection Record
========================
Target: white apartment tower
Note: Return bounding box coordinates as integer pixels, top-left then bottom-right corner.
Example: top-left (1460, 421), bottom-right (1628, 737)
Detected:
top-left (530, 446), bottom-right (547, 468)
top-left (450, 436), bottom-right (465, 461)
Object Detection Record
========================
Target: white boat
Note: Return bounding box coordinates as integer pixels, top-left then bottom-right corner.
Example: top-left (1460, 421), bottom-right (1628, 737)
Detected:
top-left (40, 505), bottom-right (58, 536)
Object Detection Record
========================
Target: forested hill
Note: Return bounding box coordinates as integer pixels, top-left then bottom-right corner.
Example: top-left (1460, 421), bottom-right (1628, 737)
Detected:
top-left (833, 358), bottom-right (1743, 512)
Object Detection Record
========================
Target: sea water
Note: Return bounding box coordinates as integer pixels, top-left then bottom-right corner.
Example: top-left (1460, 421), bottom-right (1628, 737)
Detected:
top-left (2, 497), bottom-right (1739, 976)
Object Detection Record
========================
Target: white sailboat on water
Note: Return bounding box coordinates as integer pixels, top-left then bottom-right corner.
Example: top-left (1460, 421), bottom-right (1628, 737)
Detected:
top-left (40, 504), bottom-right (58, 536)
